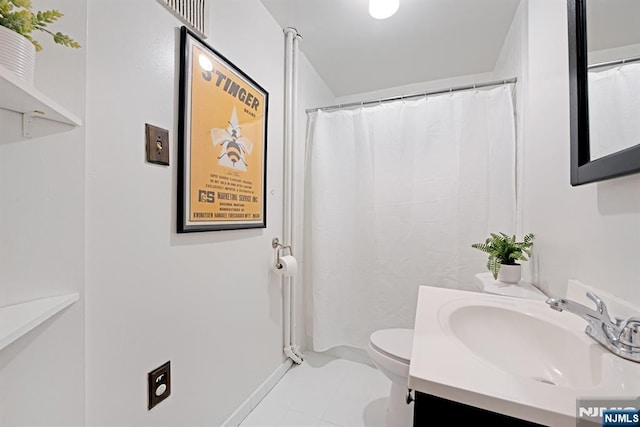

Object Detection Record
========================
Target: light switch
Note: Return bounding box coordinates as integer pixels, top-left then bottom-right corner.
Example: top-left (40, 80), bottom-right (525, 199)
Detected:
top-left (145, 123), bottom-right (170, 166)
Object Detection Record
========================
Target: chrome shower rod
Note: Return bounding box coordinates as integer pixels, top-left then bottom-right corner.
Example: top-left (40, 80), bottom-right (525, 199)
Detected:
top-left (588, 55), bottom-right (640, 70)
top-left (306, 77), bottom-right (517, 114)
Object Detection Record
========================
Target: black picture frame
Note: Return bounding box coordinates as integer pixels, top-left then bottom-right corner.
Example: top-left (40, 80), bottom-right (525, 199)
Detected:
top-left (177, 26), bottom-right (268, 232)
top-left (568, 0), bottom-right (640, 186)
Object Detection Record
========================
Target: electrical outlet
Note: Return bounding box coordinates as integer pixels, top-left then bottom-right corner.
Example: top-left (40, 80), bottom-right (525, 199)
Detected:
top-left (148, 361), bottom-right (171, 410)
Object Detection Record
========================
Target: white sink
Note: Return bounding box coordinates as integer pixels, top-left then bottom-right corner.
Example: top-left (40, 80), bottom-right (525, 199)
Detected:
top-left (444, 302), bottom-right (606, 389)
top-left (408, 285), bottom-right (640, 427)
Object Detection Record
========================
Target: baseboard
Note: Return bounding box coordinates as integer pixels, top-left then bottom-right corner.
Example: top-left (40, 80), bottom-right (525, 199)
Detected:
top-left (221, 358), bottom-right (294, 426)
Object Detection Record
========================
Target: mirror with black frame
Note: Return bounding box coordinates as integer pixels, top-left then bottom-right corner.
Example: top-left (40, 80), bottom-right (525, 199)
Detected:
top-left (568, 0), bottom-right (640, 185)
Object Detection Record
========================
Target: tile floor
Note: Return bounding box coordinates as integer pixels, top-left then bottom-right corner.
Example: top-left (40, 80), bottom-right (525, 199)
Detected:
top-left (239, 352), bottom-right (391, 427)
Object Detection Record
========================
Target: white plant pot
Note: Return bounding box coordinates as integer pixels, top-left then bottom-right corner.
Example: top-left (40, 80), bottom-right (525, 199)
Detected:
top-left (498, 263), bottom-right (521, 284)
top-left (0, 25), bottom-right (36, 84)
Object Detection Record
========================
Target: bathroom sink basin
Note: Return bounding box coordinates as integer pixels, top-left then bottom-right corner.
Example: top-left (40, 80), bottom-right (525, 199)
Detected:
top-left (408, 285), bottom-right (640, 427)
top-left (444, 303), bottom-right (604, 388)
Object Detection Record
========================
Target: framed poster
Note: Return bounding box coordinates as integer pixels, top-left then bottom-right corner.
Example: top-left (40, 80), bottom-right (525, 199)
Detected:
top-left (177, 26), bottom-right (268, 232)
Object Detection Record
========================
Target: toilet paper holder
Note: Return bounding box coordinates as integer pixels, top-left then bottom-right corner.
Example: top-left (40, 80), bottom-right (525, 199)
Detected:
top-left (272, 237), bottom-right (293, 268)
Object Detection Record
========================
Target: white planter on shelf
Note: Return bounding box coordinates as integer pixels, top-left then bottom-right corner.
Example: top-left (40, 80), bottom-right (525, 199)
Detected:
top-left (0, 25), bottom-right (35, 84)
top-left (498, 263), bottom-right (521, 284)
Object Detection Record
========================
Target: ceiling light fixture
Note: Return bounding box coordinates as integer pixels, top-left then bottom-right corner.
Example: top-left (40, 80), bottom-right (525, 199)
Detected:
top-left (369, 0), bottom-right (399, 20)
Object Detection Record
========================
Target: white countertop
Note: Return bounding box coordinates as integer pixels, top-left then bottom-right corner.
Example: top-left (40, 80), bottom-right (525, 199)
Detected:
top-left (474, 272), bottom-right (548, 301)
top-left (408, 285), bottom-right (640, 426)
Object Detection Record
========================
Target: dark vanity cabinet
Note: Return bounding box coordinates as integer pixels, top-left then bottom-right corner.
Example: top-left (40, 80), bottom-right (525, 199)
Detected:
top-left (413, 391), bottom-right (546, 426)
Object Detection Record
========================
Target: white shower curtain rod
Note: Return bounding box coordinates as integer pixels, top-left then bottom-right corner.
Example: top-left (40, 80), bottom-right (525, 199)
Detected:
top-left (589, 55), bottom-right (640, 70)
top-left (305, 77), bottom-right (517, 113)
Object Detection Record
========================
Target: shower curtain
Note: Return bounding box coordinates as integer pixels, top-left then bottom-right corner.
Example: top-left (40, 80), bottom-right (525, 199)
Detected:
top-left (588, 63), bottom-right (640, 160)
top-left (305, 84), bottom-right (517, 351)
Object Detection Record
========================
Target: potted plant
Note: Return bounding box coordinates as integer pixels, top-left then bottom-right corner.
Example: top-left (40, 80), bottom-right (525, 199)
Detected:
top-left (0, 0), bottom-right (80, 83)
top-left (471, 232), bottom-right (534, 284)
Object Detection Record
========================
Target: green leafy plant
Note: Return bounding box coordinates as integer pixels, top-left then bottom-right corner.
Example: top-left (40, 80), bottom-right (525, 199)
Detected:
top-left (471, 232), bottom-right (534, 279)
top-left (0, 0), bottom-right (80, 51)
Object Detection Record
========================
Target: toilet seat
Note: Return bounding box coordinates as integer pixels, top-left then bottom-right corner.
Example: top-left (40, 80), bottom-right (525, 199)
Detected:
top-left (369, 328), bottom-right (413, 365)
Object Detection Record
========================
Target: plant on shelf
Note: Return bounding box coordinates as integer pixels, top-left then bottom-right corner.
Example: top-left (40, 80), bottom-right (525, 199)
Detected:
top-left (0, 0), bottom-right (80, 51)
top-left (471, 232), bottom-right (534, 281)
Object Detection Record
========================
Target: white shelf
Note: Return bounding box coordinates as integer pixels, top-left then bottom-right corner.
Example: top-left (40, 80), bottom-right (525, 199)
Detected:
top-left (0, 293), bottom-right (79, 352)
top-left (0, 64), bottom-right (82, 129)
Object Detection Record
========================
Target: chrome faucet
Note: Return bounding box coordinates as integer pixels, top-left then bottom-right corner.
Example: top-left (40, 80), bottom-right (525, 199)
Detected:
top-left (546, 291), bottom-right (640, 363)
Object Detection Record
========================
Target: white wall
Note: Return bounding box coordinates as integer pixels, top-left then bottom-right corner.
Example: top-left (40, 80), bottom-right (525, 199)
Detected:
top-left (0, 0), bottom-right (87, 425)
top-left (589, 42), bottom-right (640, 64)
top-left (0, 1), bottom-right (333, 425)
top-left (493, 1), bottom-right (527, 82)
top-left (333, 71), bottom-right (494, 106)
top-left (85, 0), bottom-right (333, 425)
top-left (522, 0), bottom-right (640, 305)
top-left (493, 1), bottom-right (528, 268)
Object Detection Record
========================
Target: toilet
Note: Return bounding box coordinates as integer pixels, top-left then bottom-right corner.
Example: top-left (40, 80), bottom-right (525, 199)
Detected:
top-left (367, 273), bottom-right (547, 426)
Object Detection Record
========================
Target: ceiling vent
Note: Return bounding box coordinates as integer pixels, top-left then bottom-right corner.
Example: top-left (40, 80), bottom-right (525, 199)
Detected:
top-left (161, 0), bottom-right (208, 37)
